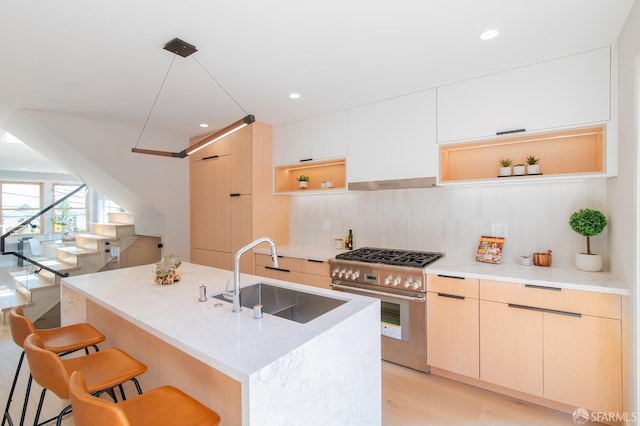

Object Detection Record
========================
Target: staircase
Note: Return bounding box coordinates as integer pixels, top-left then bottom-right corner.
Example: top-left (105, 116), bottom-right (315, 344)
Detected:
top-left (1, 213), bottom-right (157, 325)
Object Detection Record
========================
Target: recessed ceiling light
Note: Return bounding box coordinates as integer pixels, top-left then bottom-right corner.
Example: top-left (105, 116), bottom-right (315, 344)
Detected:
top-left (289, 93), bottom-right (301, 99)
top-left (199, 123), bottom-right (209, 128)
top-left (480, 29), bottom-right (499, 40)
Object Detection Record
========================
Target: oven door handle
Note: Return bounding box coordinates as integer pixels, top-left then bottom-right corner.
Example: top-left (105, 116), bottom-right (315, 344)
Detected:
top-left (330, 283), bottom-right (425, 303)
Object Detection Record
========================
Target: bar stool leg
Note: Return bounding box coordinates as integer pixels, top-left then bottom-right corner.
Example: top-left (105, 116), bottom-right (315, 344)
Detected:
top-left (2, 351), bottom-right (25, 426)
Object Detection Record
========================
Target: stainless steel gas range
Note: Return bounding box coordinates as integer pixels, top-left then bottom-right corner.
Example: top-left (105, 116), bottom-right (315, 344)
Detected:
top-left (329, 247), bottom-right (443, 372)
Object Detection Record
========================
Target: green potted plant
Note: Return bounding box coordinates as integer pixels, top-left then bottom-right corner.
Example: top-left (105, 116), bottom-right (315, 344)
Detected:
top-left (499, 159), bottom-right (512, 176)
top-left (296, 175), bottom-right (309, 189)
top-left (513, 163), bottom-right (525, 175)
top-left (569, 208), bottom-right (608, 271)
top-left (526, 155), bottom-right (540, 174)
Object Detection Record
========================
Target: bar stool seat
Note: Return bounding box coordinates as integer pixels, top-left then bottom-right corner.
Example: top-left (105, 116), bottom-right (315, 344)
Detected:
top-left (24, 333), bottom-right (148, 426)
top-left (3, 307), bottom-right (105, 426)
top-left (69, 371), bottom-right (221, 426)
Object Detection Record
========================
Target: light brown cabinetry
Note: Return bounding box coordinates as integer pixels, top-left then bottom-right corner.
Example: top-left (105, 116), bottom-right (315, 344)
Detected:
top-left (254, 253), bottom-right (331, 289)
top-left (479, 280), bottom-right (622, 414)
top-left (189, 122), bottom-right (289, 273)
top-left (426, 274), bottom-right (479, 378)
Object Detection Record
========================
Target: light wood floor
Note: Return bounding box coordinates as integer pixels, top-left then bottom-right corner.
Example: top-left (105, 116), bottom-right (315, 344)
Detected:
top-left (0, 323), bottom-right (599, 425)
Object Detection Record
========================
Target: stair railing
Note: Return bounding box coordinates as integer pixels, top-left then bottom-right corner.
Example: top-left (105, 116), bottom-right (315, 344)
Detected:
top-left (0, 184), bottom-right (87, 279)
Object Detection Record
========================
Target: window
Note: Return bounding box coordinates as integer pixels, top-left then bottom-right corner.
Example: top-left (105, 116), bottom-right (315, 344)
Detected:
top-left (52, 184), bottom-right (87, 233)
top-left (0, 182), bottom-right (43, 235)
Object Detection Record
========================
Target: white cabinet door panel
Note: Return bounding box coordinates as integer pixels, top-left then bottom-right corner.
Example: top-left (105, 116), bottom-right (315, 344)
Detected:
top-left (437, 47), bottom-right (611, 144)
top-left (348, 89), bottom-right (437, 183)
top-left (273, 111), bottom-right (348, 166)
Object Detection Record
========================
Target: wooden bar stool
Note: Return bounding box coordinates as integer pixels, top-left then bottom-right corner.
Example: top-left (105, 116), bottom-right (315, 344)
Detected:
top-left (23, 333), bottom-right (148, 426)
top-left (3, 307), bottom-right (105, 426)
top-left (69, 371), bottom-right (221, 426)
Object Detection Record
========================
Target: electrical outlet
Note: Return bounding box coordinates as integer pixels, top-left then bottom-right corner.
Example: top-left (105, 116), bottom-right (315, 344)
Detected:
top-left (491, 223), bottom-right (507, 237)
top-left (322, 219), bottom-right (332, 231)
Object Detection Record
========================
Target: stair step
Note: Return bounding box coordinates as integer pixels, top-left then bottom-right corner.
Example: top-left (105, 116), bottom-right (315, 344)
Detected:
top-left (56, 245), bottom-right (100, 257)
top-left (91, 223), bottom-right (135, 238)
top-left (11, 270), bottom-right (58, 292)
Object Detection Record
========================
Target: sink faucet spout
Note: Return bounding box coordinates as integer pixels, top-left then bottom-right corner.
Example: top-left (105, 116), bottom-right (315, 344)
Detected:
top-left (231, 237), bottom-right (278, 313)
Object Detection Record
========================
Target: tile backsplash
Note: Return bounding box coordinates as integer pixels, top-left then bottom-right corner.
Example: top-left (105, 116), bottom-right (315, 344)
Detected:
top-left (288, 179), bottom-right (608, 267)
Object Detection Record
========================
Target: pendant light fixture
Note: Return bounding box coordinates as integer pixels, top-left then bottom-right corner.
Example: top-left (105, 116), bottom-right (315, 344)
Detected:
top-left (131, 38), bottom-right (255, 158)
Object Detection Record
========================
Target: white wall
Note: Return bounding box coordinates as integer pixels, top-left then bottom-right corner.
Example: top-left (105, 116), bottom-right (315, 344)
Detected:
top-left (289, 179), bottom-right (608, 267)
top-left (609, 0), bottom-right (640, 417)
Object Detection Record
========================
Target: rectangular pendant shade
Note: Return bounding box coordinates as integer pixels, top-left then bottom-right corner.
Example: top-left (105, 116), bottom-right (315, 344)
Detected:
top-left (131, 115), bottom-right (255, 158)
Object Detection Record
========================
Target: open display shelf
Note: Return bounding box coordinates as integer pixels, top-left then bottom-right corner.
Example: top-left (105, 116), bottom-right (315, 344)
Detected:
top-left (274, 158), bottom-right (347, 193)
top-left (439, 125), bottom-right (605, 183)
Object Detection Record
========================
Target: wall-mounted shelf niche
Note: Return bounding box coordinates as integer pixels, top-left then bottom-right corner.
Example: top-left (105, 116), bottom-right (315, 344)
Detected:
top-left (274, 158), bottom-right (347, 193)
top-left (439, 125), bottom-right (605, 183)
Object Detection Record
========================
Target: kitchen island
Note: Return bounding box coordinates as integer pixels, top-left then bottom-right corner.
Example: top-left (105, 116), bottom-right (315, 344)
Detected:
top-left (60, 262), bottom-right (381, 425)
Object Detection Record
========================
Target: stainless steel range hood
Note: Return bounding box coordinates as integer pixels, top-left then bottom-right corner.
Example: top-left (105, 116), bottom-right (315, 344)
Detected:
top-left (348, 176), bottom-right (437, 191)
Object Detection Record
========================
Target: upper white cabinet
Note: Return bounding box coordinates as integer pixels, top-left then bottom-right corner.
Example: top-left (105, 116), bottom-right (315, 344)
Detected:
top-left (347, 89), bottom-right (437, 183)
top-left (273, 111), bottom-right (348, 166)
top-left (436, 47), bottom-right (611, 144)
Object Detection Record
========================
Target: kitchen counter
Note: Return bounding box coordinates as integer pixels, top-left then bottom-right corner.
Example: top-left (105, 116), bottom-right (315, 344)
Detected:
top-left (60, 262), bottom-right (381, 425)
top-left (254, 243), bottom-right (345, 261)
top-left (425, 257), bottom-right (629, 296)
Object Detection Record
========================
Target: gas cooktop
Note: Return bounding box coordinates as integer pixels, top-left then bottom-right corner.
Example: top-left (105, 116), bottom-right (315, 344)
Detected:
top-left (335, 247), bottom-right (443, 268)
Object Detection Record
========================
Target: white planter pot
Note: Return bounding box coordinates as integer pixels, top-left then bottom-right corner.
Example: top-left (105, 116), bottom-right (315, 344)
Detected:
top-left (513, 165), bottom-right (525, 175)
top-left (298, 181), bottom-right (308, 189)
top-left (527, 164), bottom-right (540, 174)
top-left (499, 166), bottom-right (511, 176)
top-left (575, 253), bottom-right (603, 272)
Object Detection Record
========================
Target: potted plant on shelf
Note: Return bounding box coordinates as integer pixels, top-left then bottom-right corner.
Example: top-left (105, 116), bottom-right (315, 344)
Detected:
top-left (296, 175), bottom-right (310, 189)
top-left (526, 155), bottom-right (540, 174)
top-left (513, 163), bottom-right (525, 175)
top-left (569, 208), bottom-right (608, 272)
top-left (499, 159), bottom-right (512, 176)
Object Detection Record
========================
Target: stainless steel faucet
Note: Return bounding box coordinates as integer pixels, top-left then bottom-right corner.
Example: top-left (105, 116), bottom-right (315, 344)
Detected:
top-left (225, 237), bottom-right (279, 313)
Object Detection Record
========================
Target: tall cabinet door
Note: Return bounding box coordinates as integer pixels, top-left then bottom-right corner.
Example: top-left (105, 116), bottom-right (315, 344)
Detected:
top-left (479, 301), bottom-right (543, 396)
top-left (190, 155), bottom-right (231, 252)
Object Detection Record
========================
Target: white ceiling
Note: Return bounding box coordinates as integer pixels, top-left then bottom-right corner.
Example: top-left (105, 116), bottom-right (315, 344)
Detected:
top-left (0, 0), bottom-right (634, 173)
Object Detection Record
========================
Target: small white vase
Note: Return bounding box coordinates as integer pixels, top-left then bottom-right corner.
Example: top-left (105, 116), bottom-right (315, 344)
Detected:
top-left (499, 166), bottom-right (511, 176)
top-left (527, 164), bottom-right (540, 174)
top-left (513, 165), bottom-right (525, 175)
top-left (575, 253), bottom-right (603, 272)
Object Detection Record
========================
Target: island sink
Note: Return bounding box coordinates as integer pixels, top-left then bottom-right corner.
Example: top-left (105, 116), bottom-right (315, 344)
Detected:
top-left (213, 282), bottom-right (347, 323)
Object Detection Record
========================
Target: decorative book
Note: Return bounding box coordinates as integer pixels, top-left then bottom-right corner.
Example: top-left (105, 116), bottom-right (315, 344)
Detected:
top-left (476, 236), bottom-right (505, 264)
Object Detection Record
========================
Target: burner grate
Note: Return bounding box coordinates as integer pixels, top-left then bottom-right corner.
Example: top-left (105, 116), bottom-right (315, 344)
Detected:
top-left (336, 247), bottom-right (443, 268)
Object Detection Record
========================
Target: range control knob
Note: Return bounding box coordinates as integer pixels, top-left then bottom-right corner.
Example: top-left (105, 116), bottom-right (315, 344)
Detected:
top-left (338, 269), bottom-right (347, 278)
top-left (331, 268), bottom-right (340, 278)
top-left (346, 270), bottom-right (353, 280)
top-left (393, 276), bottom-right (402, 287)
top-left (412, 279), bottom-right (423, 290)
top-left (384, 275), bottom-right (394, 285)
top-left (350, 270), bottom-right (360, 280)
top-left (403, 279), bottom-right (413, 289)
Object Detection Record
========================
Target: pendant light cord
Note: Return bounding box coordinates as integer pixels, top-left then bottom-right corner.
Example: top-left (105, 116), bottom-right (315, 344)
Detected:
top-left (192, 56), bottom-right (248, 116)
top-left (133, 55), bottom-right (177, 149)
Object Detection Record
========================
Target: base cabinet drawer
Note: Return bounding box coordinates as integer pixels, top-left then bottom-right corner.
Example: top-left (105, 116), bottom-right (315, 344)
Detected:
top-left (254, 254), bottom-right (330, 289)
top-left (254, 264), bottom-right (303, 283)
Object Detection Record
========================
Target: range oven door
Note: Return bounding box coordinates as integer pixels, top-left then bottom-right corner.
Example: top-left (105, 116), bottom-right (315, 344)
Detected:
top-left (331, 283), bottom-right (428, 372)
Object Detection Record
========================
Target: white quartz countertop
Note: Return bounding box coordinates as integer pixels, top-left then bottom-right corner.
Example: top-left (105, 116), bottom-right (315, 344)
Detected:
top-left (61, 262), bottom-right (378, 382)
top-left (425, 257), bottom-right (629, 296)
top-left (254, 244), bottom-right (345, 261)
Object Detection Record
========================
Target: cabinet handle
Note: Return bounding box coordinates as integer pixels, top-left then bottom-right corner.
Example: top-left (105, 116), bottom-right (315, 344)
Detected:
top-left (508, 303), bottom-right (581, 318)
top-left (307, 259), bottom-right (324, 264)
top-left (496, 128), bottom-right (526, 136)
top-left (437, 292), bottom-right (465, 300)
top-left (229, 193), bottom-right (241, 197)
top-left (436, 274), bottom-right (465, 280)
top-left (265, 266), bottom-right (290, 273)
top-left (525, 284), bottom-right (562, 291)
top-left (299, 158), bottom-right (313, 162)
top-left (201, 155), bottom-right (219, 161)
